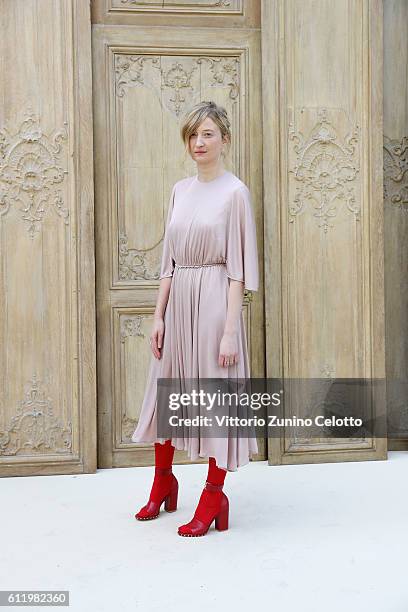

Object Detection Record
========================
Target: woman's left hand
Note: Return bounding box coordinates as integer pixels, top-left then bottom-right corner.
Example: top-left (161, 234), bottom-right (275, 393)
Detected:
top-left (218, 332), bottom-right (239, 368)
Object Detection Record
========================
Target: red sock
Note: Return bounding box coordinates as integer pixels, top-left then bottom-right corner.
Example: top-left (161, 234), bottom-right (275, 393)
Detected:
top-left (154, 439), bottom-right (175, 468)
top-left (207, 456), bottom-right (227, 486)
top-left (149, 439), bottom-right (175, 502)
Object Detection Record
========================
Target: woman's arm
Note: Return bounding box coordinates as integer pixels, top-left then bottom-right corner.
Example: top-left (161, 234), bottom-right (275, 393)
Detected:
top-left (150, 276), bottom-right (172, 359)
top-left (218, 279), bottom-right (244, 367)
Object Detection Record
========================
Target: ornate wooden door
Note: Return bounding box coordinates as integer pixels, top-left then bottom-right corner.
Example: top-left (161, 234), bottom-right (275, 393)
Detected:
top-left (91, 0), bottom-right (265, 467)
top-left (263, 0), bottom-right (386, 465)
top-left (0, 0), bottom-right (96, 477)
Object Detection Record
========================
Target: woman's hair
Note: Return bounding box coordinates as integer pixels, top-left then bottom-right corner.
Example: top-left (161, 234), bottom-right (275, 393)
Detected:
top-left (180, 101), bottom-right (231, 159)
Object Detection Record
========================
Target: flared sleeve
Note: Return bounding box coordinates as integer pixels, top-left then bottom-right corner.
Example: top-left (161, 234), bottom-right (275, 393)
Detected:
top-left (226, 185), bottom-right (259, 291)
top-left (159, 183), bottom-right (176, 280)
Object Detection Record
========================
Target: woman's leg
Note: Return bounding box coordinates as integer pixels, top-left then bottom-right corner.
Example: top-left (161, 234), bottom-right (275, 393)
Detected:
top-left (177, 456), bottom-right (229, 536)
top-left (149, 439), bottom-right (175, 501)
top-left (208, 456), bottom-right (227, 485)
top-left (194, 457), bottom-right (227, 522)
top-left (135, 439), bottom-right (178, 520)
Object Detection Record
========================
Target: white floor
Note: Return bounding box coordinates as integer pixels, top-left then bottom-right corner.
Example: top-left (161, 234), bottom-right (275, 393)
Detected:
top-left (2, 451), bottom-right (408, 612)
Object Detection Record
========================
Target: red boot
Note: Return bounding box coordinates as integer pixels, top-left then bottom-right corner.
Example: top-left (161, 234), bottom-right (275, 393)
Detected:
top-left (178, 481), bottom-right (229, 537)
top-left (135, 439), bottom-right (177, 521)
top-left (135, 467), bottom-right (178, 520)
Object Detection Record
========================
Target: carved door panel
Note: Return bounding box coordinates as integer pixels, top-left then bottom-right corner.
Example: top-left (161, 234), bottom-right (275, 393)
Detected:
top-left (263, 0), bottom-right (386, 465)
top-left (91, 1), bottom-right (265, 467)
top-left (0, 0), bottom-right (96, 477)
top-left (383, 0), bottom-right (408, 450)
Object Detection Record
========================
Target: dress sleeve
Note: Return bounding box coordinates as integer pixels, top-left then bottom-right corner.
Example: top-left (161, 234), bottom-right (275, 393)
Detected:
top-left (159, 183), bottom-right (176, 280)
top-left (226, 186), bottom-right (259, 291)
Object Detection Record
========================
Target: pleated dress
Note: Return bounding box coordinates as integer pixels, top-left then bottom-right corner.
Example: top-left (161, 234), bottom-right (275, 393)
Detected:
top-left (131, 170), bottom-right (259, 471)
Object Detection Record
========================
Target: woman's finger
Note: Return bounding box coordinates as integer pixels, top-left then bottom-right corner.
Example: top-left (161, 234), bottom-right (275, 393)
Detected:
top-left (151, 335), bottom-right (159, 359)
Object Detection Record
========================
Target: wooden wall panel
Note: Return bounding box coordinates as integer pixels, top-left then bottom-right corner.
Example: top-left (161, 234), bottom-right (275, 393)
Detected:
top-left (0, 0), bottom-right (397, 474)
top-left (0, 0), bottom-right (96, 476)
top-left (110, 0), bottom-right (243, 12)
top-left (91, 0), bottom-right (259, 26)
top-left (262, 0), bottom-right (386, 465)
top-left (383, 0), bottom-right (408, 449)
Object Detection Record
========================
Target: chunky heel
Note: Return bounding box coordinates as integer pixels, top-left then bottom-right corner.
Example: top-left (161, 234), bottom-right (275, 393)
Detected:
top-left (164, 477), bottom-right (178, 512)
top-left (214, 494), bottom-right (229, 531)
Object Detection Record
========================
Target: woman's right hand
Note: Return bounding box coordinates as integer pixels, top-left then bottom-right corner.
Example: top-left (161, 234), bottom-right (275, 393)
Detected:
top-left (150, 317), bottom-right (165, 359)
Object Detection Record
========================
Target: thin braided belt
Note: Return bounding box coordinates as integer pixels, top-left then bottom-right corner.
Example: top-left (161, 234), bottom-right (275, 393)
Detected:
top-left (174, 261), bottom-right (226, 269)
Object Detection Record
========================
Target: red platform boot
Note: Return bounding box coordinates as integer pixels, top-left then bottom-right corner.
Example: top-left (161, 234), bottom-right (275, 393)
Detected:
top-left (178, 457), bottom-right (228, 537)
top-left (135, 467), bottom-right (178, 520)
top-left (177, 481), bottom-right (229, 537)
top-left (135, 440), bottom-right (178, 521)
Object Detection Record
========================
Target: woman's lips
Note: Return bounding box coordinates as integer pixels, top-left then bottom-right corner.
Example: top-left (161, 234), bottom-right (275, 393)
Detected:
top-left (195, 151), bottom-right (206, 154)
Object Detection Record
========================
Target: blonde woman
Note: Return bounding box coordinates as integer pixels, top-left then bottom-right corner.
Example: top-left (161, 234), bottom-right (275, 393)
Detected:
top-left (132, 100), bottom-right (259, 537)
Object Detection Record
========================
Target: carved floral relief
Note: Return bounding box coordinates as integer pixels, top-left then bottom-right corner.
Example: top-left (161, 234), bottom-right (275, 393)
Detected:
top-left (383, 136), bottom-right (408, 211)
top-left (115, 55), bottom-right (240, 116)
top-left (288, 108), bottom-right (360, 233)
top-left (0, 375), bottom-right (72, 456)
top-left (0, 113), bottom-right (69, 238)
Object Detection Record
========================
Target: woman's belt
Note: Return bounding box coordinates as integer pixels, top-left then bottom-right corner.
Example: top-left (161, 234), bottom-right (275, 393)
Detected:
top-left (174, 261), bottom-right (226, 269)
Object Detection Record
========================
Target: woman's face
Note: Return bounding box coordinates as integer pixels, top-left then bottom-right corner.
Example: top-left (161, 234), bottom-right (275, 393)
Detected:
top-left (189, 117), bottom-right (227, 166)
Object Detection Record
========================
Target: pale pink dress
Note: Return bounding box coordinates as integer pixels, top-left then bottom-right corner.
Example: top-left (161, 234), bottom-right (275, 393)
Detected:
top-left (131, 170), bottom-right (259, 471)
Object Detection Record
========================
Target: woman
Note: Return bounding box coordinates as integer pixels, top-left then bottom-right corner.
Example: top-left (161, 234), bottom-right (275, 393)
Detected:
top-left (131, 100), bottom-right (259, 537)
